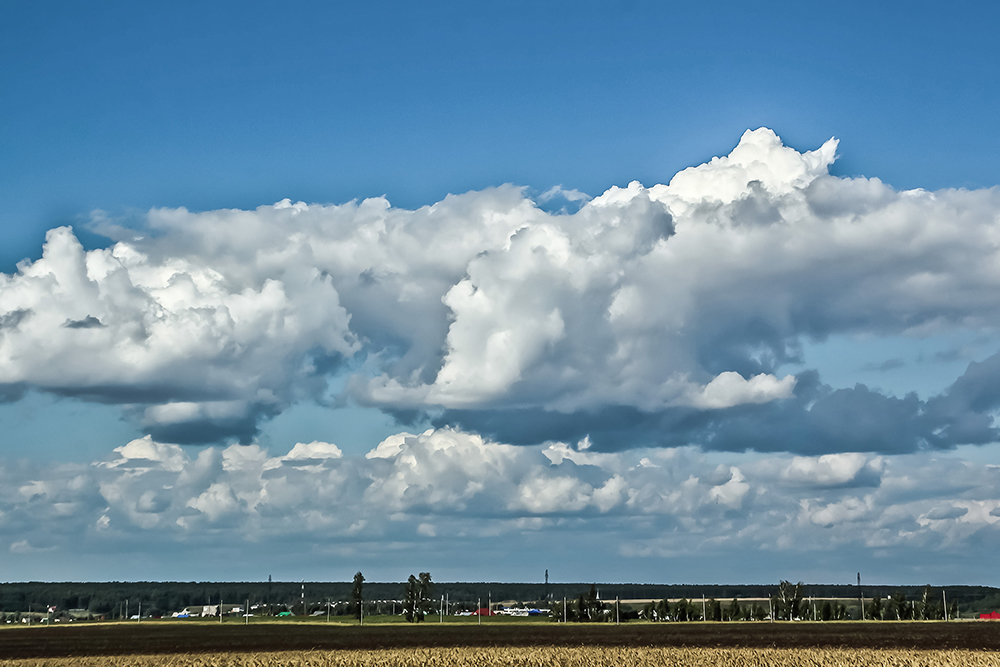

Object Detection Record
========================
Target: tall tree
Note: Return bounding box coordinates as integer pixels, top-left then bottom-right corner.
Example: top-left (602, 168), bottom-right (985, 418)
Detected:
top-left (673, 598), bottom-right (689, 622)
top-left (403, 575), bottom-right (418, 623)
top-left (550, 598), bottom-right (569, 622)
top-left (655, 597), bottom-right (669, 622)
top-left (919, 584), bottom-right (940, 620)
top-left (585, 584), bottom-right (602, 621)
top-left (351, 572), bottom-right (365, 620)
top-left (417, 572), bottom-right (432, 621)
top-left (867, 595), bottom-right (883, 621)
top-left (889, 588), bottom-right (910, 620)
top-left (776, 581), bottom-right (804, 620)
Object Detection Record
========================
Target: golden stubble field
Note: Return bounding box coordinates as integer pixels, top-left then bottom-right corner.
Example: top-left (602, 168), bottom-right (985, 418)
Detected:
top-left (2, 646), bottom-right (999, 667)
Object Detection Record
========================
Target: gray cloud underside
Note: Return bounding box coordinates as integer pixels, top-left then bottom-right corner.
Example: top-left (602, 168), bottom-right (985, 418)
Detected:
top-left (3, 128), bottom-right (1000, 452)
top-left (3, 429), bottom-right (998, 580)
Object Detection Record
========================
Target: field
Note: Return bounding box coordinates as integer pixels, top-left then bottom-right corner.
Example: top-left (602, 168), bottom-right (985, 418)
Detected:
top-left (3, 647), bottom-right (1000, 667)
top-left (2, 621), bottom-right (1000, 665)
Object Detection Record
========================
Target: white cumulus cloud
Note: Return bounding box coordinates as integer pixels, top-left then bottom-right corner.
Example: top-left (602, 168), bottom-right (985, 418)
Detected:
top-left (4, 128), bottom-right (1000, 455)
top-left (1, 429), bottom-right (998, 580)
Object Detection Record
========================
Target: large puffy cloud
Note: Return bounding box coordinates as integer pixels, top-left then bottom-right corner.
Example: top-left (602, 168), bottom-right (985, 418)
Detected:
top-left (3, 128), bottom-right (1000, 452)
top-left (2, 428), bottom-right (999, 581)
top-left (0, 226), bottom-right (357, 442)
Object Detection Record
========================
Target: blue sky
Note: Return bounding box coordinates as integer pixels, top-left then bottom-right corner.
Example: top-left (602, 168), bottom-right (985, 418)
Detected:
top-left (5, 1), bottom-right (999, 270)
top-left (2, 1), bottom-right (1000, 586)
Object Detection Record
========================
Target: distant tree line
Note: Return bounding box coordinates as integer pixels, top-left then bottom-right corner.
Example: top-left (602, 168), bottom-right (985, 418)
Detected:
top-left (0, 581), bottom-right (990, 618)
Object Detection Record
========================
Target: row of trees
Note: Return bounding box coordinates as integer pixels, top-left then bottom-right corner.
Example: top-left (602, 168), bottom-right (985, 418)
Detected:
top-left (634, 582), bottom-right (960, 622)
top-left (643, 596), bottom-right (768, 622)
top-left (636, 581), bottom-right (806, 622)
top-left (865, 585), bottom-right (958, 621)
top-left (549, 585), bottom-right (604, 622)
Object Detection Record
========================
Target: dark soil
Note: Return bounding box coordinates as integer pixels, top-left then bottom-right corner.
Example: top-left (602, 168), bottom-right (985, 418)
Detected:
top-left (2, 621), bottom-right (999, 659)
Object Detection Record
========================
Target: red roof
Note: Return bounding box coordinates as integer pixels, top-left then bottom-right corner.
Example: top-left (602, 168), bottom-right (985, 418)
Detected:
top-left (979, 611), bottom-right (1000, 619)
top-left (471, 608), bottom-right (495, 616)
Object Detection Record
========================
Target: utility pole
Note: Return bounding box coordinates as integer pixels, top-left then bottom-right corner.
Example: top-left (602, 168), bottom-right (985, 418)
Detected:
top-left (943, 590), bottom-right (949, 621)
top-left (702, 595), bottom-right (706, 621)
top-left (858, 572), bottom-right (863, 621)
top-left (137, 601), bottom-right (141, 623)
top-left (563, 596), bottom-right (567, 623)
top-left (616, 596), bottom-right (620, 625)
top-left (478, 598), bottom-right (481, 626)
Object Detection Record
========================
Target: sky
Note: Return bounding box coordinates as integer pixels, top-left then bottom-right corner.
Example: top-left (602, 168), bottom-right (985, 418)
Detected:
top-left (2, 1), bottom-right (1000, 587)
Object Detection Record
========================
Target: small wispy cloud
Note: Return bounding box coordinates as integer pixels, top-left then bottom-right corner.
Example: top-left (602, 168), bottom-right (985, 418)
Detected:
top-left (861, 358), bottom-right (906, 372)
top-left (63, 315), bottom-right (104, 329)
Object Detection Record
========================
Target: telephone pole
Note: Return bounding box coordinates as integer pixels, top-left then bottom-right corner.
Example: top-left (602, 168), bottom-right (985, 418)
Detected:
top-left (858, 572), bottom-right (864, 621)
